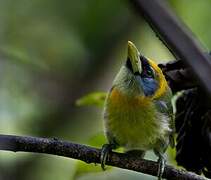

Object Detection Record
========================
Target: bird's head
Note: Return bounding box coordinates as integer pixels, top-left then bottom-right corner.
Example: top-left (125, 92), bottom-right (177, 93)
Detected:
top-left (113, 41), bottom-right (169, 99)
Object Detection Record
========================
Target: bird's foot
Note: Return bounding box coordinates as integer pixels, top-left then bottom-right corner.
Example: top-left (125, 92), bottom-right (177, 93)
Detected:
top-left (100, 144), bottom-right (114, 170)
top-left (157, 154), bottom-right (166, 180)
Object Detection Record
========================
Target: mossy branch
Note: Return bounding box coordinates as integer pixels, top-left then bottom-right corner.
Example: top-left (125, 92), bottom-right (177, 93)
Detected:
top-left (0, 134), bottom-right (206, 180)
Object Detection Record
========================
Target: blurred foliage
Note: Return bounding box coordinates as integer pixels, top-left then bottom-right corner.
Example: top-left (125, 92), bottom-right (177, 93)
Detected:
top-left (73, 133), bottom-right (108, 180)
top-left (76, 92), bottom-right (107, 108)
top-left (0, 0), bottom-right (211, 180)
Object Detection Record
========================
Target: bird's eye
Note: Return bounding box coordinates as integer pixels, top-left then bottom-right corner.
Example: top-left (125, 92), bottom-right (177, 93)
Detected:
top-left (146, 69), bottom-right (153, 77)
top-left (140, 67), bottom-right (155, 78)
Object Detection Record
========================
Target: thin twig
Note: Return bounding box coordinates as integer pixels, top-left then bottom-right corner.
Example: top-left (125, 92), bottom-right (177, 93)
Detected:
top-left (0, 134), bottom-right (206, 180)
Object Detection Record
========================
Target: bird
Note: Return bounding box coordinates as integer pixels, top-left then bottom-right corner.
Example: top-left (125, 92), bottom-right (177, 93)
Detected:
top-left (101, 41), bottom-right (174, 179)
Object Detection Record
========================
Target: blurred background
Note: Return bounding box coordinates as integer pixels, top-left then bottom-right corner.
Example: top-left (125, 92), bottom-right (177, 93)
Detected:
top-left (0, 0), bottom-right (211, 179)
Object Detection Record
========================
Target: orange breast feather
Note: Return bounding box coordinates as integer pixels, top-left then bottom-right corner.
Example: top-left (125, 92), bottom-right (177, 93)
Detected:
top-left (109, 88), bottom-right (151, 110)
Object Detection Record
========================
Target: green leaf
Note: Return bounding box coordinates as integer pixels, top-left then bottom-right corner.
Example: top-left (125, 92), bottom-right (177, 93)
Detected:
top-left (167, 140), bottom-right (177, 166)
top-left (87, 133), bottom-right (107, 148)
top-left (75, 92), bottom-right (107, 107)
top-left (73, 133), bottom-right (111, 180)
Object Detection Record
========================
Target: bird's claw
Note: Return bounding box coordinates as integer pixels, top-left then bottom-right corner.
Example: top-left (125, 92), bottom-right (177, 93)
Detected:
top-left (157, 155), bottom-right (166, 180)
top-left (100, 144), bottom-right (113, 170)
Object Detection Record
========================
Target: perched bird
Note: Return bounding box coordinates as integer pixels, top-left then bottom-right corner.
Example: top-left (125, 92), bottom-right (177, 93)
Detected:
top-left (101, 41), bottom-right (174, 179)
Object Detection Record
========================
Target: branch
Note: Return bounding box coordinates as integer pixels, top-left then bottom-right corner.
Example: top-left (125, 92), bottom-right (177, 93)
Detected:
top-left (129, 0), bottom-right (211, 96)
top-left (158, 60), bottom-right (197, 93)
top-left (0, 134), bottom-right (206, 180)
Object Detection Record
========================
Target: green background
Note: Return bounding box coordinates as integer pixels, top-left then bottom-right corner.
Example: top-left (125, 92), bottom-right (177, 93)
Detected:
top-left (0, 0), bottom-right (210, 179)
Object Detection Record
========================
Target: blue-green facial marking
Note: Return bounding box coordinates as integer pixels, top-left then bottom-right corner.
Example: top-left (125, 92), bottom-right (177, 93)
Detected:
top-left (126, 56), bottom-right (159, 96)
top-left (139, 57), bottom-right (158, 96)
top-left (138, 77), bottom-right (158, 96)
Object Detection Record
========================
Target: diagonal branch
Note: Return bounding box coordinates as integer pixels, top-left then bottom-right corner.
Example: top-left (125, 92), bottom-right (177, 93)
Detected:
top-left (158, 60), bottom-right (197, 93)
top-left (0, 134), bottom-right (206, 180)
top-left (129, 0), bottom-right (211, 96)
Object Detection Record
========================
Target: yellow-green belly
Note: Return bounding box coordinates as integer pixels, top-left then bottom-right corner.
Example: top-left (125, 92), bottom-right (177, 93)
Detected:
top-left (104, 88), bottom-right (169, 151)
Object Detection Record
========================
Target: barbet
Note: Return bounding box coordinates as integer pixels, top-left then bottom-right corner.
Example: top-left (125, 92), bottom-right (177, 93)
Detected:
top-left (101, 41), bottom-right (174, 179)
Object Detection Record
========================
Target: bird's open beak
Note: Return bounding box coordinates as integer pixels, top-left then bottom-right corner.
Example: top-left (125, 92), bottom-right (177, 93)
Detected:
top-left (127, 41), bottom-right (142, 74)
